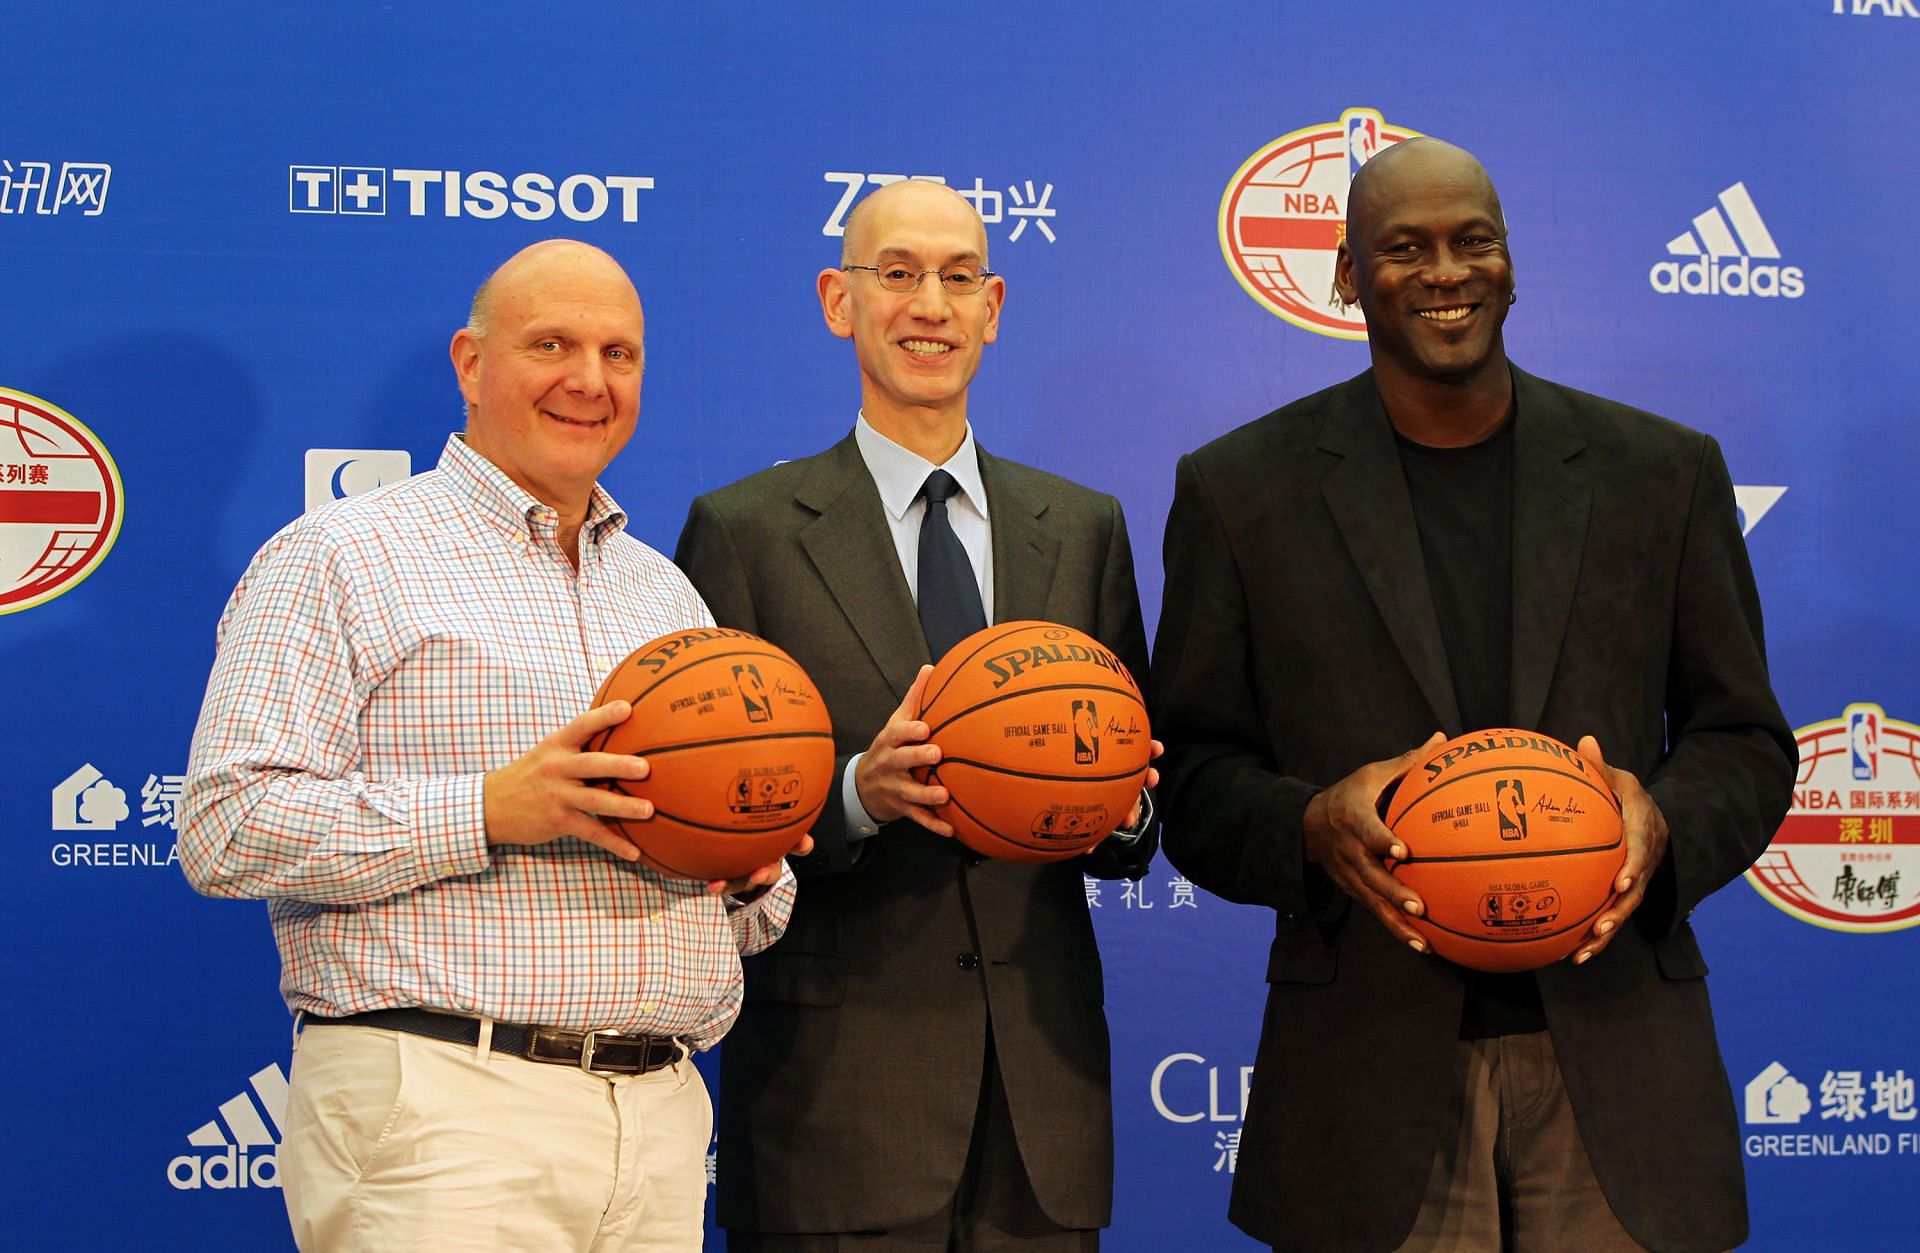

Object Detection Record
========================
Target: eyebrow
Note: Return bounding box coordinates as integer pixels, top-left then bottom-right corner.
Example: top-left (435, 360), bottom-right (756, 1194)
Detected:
top-left (1377, 213), bottom-right (1504, 235)
top-left (871, 245), bottom-right (985, 264)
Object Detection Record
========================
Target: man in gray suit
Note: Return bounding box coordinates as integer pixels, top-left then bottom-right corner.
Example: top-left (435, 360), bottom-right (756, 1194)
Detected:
top-left (677, 178), bottom-right (1156, 1251)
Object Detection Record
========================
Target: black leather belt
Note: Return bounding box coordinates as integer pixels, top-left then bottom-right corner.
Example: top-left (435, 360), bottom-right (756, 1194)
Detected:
top-left (306, 1008), bottom-right (684, 1076)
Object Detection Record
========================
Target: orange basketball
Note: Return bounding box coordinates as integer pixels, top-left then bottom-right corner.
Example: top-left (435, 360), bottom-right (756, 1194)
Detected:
top-left (915, 621), bottom-right (1151, 863)
top-left (1381, 729), bottom-right (1624, 972)
top-left (586, 627), bottom-right (834, 880)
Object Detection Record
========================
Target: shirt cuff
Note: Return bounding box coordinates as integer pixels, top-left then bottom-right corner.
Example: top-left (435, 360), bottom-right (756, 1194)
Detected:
top-left (1107, 787), bottom-right (1154, 845)
top-left (415, 774), bottom-right (494, 881)
top-left (841, 752), bottom-right (881, 842)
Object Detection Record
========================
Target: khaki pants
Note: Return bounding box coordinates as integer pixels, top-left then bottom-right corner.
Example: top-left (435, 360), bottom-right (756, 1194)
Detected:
top-left (1395, 1032), bottom-right (1646, 1253)
top-left (282, 1022), bottom-right (712, 1252)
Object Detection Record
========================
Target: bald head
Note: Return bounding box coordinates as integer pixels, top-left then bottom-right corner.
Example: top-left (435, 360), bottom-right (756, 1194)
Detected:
top-left (1347, 138), bottom-right (1505, 244)
top-left (467, 239), bottom-right (642, 344)
top-left (840, 179), bottom-right (991, 268)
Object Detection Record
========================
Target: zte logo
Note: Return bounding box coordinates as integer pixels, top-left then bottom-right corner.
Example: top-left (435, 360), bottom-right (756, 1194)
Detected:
top-left (289, 166), bottom-right (654, 222)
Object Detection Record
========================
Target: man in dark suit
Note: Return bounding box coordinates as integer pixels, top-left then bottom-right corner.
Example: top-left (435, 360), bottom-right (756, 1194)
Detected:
top-left (1152, 138), bottom-right (1795, 1252)
top-left (678, 178), bottom-right (1157, 1251)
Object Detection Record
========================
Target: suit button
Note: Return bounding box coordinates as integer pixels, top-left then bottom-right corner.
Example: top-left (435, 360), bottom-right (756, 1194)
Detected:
top-left (955, 953), bottom-right (980, 970)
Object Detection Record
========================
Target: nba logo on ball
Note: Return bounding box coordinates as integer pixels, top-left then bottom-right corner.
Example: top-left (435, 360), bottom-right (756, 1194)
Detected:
top-left (734, 664), bottom-right (771, 723)
top-left (1220, 107), bottom-right (1423, 339)
top-left (1496, 779), bottom-right (1528, 840)
top-left (1072, 699), bottom-right (1099, 765)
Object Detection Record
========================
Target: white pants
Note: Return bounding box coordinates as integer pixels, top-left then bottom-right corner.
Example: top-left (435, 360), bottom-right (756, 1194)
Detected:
top-left (281, 1023), bottom-right (712, 1252)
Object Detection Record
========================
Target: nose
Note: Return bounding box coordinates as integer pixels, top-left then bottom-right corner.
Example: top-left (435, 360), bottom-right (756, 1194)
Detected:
top-left (1423, 243), bottom-right (1469, 288)
top-left (564, 350), bottom-right (609, 398)
top-left (906, 272), bottom-right (954, 319)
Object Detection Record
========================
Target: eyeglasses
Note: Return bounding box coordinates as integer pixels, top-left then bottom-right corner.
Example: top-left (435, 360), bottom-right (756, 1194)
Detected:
top-left (842, 262), bottom-right (996, 296)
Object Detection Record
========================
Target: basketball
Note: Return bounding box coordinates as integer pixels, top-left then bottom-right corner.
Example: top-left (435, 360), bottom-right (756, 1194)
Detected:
top-left (586, 627), bottom-right (834, 880)
top-left (1381, 729), bottom-right (1624, 972)
top-left (915, 621), bottom-right (1151, 863)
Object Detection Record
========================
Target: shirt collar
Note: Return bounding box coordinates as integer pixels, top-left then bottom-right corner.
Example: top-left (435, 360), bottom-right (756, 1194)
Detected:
top-left (854, 413), bottom-right (988, 522)
top-left (437, 433), bottom-right (630, 543)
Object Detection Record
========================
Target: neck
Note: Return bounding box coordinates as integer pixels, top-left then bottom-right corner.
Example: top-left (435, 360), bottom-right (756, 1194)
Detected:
top-left (862, 398), bottom-right (969, 465)
top-left (1372, 354), bottom-right (1514, 448)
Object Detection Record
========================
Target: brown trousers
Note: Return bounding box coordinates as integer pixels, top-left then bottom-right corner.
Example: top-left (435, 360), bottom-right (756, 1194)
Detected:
top-left (1393, 1032), bottom-right (1647, 1252)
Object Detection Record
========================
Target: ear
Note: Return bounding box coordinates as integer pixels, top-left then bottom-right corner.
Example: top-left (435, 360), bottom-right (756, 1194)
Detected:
top-left (450, 328), bottom-right (483, 406)
top-left (1332, 242), bottom-right (1360, 308)
top-left (817, 268), bottom-right (854, 340)
top-left (981, 274), bottom-right (1006, 345)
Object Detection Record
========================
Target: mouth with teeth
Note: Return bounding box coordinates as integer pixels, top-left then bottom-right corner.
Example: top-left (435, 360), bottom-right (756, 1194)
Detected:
top-left (1418, 304), bottom-right (1477, 323)
top-left (543, 410), bottom-right (607, 427)
top-left (900, 339), bottom-right (955, 357)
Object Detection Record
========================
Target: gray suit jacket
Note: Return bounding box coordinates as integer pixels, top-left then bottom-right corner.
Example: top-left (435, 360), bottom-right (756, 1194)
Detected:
top-left (1152, 367), bottom-right (1795, 1253)
top-left (677, 432), bottom-right (1155, 1233)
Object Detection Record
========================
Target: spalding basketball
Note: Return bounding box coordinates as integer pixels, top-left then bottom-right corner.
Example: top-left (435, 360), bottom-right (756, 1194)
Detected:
top-left (586, 627), bottom-right (834, 880)
top-left (1381, 729), bottom-right (1624, 972)
top-left (915, 621), bottom-right (1151, 863)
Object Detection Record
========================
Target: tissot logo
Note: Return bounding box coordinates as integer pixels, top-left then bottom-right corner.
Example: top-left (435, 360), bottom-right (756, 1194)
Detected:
top-left (1649, 182), bottom-right (1804, 298)
top-left (288, 166), bottom-right (654, 222)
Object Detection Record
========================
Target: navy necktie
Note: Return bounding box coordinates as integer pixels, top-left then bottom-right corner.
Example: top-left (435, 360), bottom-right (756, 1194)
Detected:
top-left (916, 469), bottom-right (987, 662)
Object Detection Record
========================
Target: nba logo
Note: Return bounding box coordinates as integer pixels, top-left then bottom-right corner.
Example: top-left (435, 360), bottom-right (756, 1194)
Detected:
top-left (1495, 779), bottom-right (1528, 840)
top-left (1072, 700), bottom-right (1098, 765)
top-left (734, 664), bottom-right (771, 723)
top-left (1850, 709), bottom-right (1879, 781)
top-left (1345, 110), bottom-right (1382, 178)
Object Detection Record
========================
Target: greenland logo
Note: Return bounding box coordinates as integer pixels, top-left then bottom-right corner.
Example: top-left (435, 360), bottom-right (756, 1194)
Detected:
top-left (1650, 183), bottom-right (1804, 298)
top-left (166, 1063), bottom-right (288, 1190)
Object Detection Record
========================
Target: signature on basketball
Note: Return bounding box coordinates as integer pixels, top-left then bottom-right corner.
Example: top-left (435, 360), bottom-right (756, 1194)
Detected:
top-left (773, 676), bottom-right (817, 703)
top-left (1530, 795), bottom-right (1587, 817)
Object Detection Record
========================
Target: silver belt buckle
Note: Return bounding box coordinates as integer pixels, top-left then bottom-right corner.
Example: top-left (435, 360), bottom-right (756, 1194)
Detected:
top-left (579, 1028), bottom-right (606, 1075)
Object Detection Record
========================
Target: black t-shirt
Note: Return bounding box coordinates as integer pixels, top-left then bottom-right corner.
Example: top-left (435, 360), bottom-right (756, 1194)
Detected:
top-left (1397, 412), bottom-right (1547, 1037)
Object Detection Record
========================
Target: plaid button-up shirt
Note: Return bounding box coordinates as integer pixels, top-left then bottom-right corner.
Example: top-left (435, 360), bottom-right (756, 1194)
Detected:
top-left (182, 434), bottom-right (793, 1047)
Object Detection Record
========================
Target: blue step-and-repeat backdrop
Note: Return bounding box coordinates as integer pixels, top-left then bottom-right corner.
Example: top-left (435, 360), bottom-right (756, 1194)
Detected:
top-left (5, 4), bottom-right (1916, 1249)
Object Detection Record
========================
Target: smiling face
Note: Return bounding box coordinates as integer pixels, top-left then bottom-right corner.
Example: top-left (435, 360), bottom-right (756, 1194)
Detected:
top-left (1334, 140), bottom-right (1514, 390)
top-left (818, 180), bottom-right (1004, 446)
top-left (450, 240), bottom-right (645, 515)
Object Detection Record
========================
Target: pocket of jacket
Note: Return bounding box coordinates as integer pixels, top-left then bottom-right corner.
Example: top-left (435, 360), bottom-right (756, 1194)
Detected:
top-left (1654, 926), bottom-right (1709, 979)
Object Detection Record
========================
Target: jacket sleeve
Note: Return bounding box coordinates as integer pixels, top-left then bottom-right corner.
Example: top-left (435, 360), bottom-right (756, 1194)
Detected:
top-left (1150, 452), bottom-right (1324, 915)
top-left (1639, 434), bottom-right (1797, 935)
top-left (1078, 491), bottom-right (1159, 881)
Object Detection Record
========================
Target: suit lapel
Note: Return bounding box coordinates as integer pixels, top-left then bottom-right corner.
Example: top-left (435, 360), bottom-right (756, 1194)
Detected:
top-left (795, 435), bottom-right (928, 703)
top-left (1507, 367), bottom-right (1591, 732)
top-left (1319, 376), bottom-right (1463, 734)
top-left (980, 450), bottom-right (1061, 624)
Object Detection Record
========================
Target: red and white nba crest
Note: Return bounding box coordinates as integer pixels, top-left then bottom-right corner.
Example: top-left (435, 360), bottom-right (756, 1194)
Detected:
top-left (0, 387), bottom-right (124, 614)
top-left (1746, 703), bottom-right (1920, 933)
top-left (1219, 107), bottom-right (1422, 339)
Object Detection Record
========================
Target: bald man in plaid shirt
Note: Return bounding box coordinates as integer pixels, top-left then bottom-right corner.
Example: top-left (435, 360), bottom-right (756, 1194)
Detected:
top-left (181, 240), bottom-right (805, 1251)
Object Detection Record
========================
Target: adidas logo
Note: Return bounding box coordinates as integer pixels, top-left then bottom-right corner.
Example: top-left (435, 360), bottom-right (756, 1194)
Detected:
top-left (1649, 182), bottom-right (1804, 298)
top-left (166, 1063), bottom-right (287, 1190)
